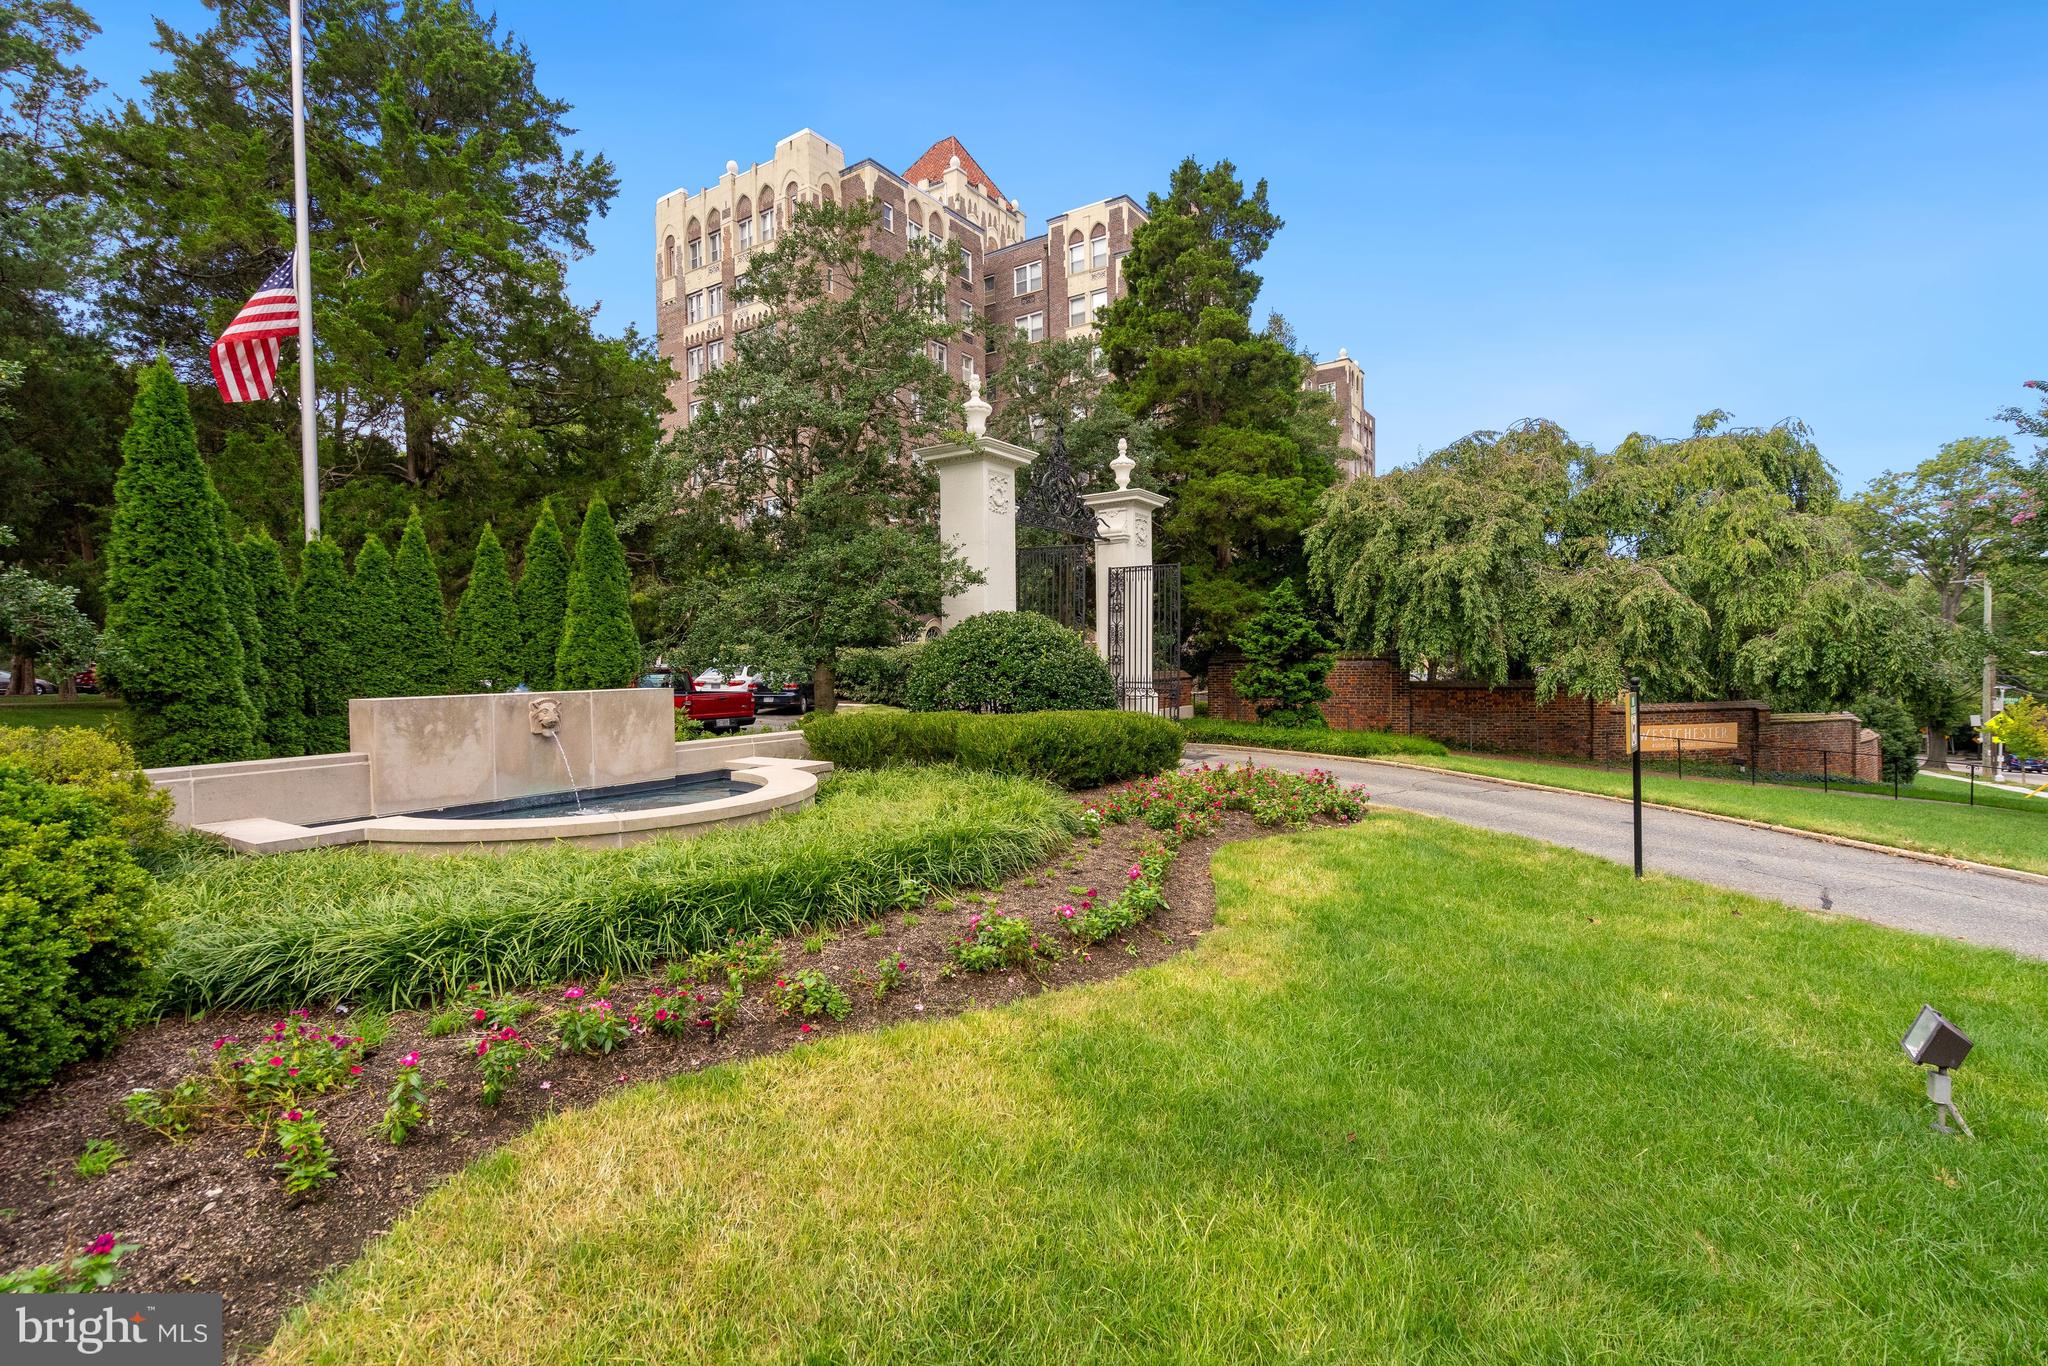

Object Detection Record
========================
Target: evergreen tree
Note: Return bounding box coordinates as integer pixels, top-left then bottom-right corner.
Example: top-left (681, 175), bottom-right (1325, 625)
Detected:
top-left (390, 507), bottom-right (452, 695)
top-left (349, 534), bottom-right (403, 699)
top-left (240, 531), bottom-right (304, 756)
top-left (295, 537), bottom-right (354, 754)
top-left (516, 498), bottom-right (570, 687)
top-left (1098, 158), bottom-right (1341, 651)
top-left (1231, 581), bottom-right (1336, 726)
top-left (555, 497), bottom-right (640, 689)
top-left (101, 359), bottom-right (256, 765)
top-left (218, 504), bottom-right (265, 747)
top-left (453, 523), bottom-right (522, 692)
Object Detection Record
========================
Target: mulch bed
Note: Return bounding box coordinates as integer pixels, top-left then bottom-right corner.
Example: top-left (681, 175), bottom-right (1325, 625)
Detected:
top-left (0, 798), bottom-right (1331, 1358)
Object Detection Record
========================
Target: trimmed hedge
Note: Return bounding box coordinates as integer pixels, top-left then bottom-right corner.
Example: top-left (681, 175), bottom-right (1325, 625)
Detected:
top-left (836, 643), bottom-right (926, 707)
top-left (0, 726), bottom-right (174, 858)
top-left (1180, 718), bottom-right (1448, 759)
top-left (803, 709), bottom-right (1183, 789)
top-left (154, 769), bottom-right (1079, 1009)
top-left (0, 762), bottom-right (161, 1112)
top-left (906, 612), bottom-right (1113, 713)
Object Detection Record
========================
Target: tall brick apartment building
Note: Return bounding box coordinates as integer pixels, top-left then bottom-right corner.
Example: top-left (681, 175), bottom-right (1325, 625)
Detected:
top-left (654, 129), bottom-right (1376, 480)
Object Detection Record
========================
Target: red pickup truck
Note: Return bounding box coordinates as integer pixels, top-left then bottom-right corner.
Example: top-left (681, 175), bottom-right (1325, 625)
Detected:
top-left (636, 668), bottom-right (756, 732)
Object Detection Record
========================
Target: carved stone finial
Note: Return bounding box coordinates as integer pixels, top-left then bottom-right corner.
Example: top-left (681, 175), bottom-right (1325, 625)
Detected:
top-left (1111, 437), bottom-right (1135, 490)
top-left (963, 372), bottom-right (991, 438)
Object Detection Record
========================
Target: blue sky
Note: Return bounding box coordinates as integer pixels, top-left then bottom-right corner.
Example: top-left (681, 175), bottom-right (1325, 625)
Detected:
top-left (80, 1), bottom-right (2046, 490)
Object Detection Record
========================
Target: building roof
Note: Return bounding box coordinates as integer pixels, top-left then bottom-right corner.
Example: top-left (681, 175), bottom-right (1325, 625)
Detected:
top-left (904, 136), bottom-right (1006, 205)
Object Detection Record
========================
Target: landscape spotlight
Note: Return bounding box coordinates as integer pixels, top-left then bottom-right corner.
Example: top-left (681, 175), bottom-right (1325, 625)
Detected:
top-left (1901, 1004), bottom-right (1974, 1138)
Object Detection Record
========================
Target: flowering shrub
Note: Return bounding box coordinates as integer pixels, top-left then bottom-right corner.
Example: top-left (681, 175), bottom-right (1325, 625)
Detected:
top-left (952, 911), bottom-right (1046, 972)
top-left (377, 1052), bottom-right (432, 1145)
top-left (1089, 762), bottom-right (1364, 837)
top-left (273, 1109), bottom-right (337, 1199)
top-left (872, 957), bottom-right (910, 1000)
top-left (0, 1233), bottom-right (137, 1292)
top-left (766, 971), bottom-right (852, 1022)
top-left (555, 998), bottom-right (632, 1055)
top-left (461, 983), bottom-right (535, 1030)
top-left (651, 984), bottom-right (743, 1038)
top-left (475, 1027), bottom-right (544, 1105)
top-left (121, 1076), bottom-right (213, 1139)
top-left (1071, 845), bottom-right (1173, 944)
top-left (670, 930), bottom-right (783, 989)
top-left (210, 1012), bottom-right (369, 1112)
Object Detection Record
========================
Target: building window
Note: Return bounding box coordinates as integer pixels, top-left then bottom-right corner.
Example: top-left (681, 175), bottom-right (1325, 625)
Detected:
top-left (760, 206), bottom-right (776, 240)
top-left (707, 283), bottom-right (723, 314)
top-left (962, 355), bottom-right (976, 385)
top-left (1015, 311), bottom-right (1044, 342)
top-left (1090, 228), bottom-right (1108, 269)
top-left (932, 341), bottom-right (947, 367)
top-left (708, 228), bottom-right (722, 263)
top-left (688, 238), bottom-right (703, 269)
top-left (960, 300), bottom-right (974, 325)
top-left (1013, 261), bottom-right (1041, 296)
top-left (663, 235), bottom-right (675, 278)
top-left (907, 219), bottom-right (923, 242)
top-left (1067, 294), bottom-right (1086, 329)
top-left (983, 274), bottom-right (996, 293)
top-left (686, 291), bottom-right (704, 324)
top-left (737, 217), bottom-right (753, 250)
top-left (707, 338), bottom-right (724, 369)
top-left (1090, 288), bottom-right (1107, 320)
top-left (686, 345), bottom-right (704, 380)
top-left (1068, 240), bottom-right (1085, 275)
top-left (688, 399), bottom-right (704, 422)
top-left (882, 204), bottom-right (895, 232)
top-left (1319, 381), bottom-right (1336, 395)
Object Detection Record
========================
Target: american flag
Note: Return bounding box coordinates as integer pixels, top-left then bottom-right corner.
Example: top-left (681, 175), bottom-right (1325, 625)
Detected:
top-left (209, 258), bottom-right (299, 403)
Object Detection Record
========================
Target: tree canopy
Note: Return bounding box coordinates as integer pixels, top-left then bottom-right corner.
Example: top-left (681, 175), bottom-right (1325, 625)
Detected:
top-left (1097, 157), bottom-right (1341, 650)
top-left (633, 199), bottom-right (971, 708)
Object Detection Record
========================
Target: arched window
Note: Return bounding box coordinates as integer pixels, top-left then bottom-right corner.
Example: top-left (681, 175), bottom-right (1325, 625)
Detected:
top-left (735, 195), bottom-right (753, 251)
top-left (758, 186), bottom-right (777, 241)
top-left (685, 216), bottom-right (703, 270)
top-left (820, 180), bottom-right (835, 206)
top-left (663, 234), bottom-right (675, 278)
top-left (1090, 224), bottom-right (1108, 270)
top-left (705, 209), bottom-right (722, 264)
top-left (1067, 229), bottom-right (1085, 276)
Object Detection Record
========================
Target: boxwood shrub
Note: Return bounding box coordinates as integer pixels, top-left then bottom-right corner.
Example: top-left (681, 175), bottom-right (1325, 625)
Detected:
top-left (906, 612), bottom-right (1113, 713)
top-left (803, 709), bottom-right (1183, 789)
top-left (0, 762), bottom-right (162, 1112)
top-left (836, 643), bottom-right (926, 707)
top-left (1180, 718), bottom-right (1448, 759)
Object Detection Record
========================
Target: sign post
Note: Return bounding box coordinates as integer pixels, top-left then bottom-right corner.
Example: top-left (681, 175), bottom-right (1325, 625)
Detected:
top-left (1626, 678), bottom-right (1642, 879)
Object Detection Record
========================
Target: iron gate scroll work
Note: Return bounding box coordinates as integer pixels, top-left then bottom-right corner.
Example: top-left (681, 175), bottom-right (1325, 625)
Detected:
top-left (1106, 564), bottom-right (1183, 716)
top-left (1015, 429), bottom-right (1098, 633)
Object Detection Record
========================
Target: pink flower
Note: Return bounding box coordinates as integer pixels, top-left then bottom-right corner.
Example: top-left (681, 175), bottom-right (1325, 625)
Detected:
top-left (539, 1080), bottom-right (552, 1091)
top-left (287, 1067), bottom-right (300, 1077)
top-left (799, 1023), bottom-right (814, 1034)
top-left (563, 986), bottom-right (586, 1001)
top-left (85, 1234), bottom-right (117, 1257)
top-left (655, 1009), bottom-right (670, 1023)
top-left (472, 1008), bottom-right (487, 1022)
top-left (283, 1109), bottom-right (303, 1122)
top-left (267, 1055), bottom-right (284, 1067)
top-left (348, 1065), bottom-right (364, 1076)
top-left (615, 1073), bottom-right (628, 1083)
top-left (398, 1051), bottom-right (420, 1068)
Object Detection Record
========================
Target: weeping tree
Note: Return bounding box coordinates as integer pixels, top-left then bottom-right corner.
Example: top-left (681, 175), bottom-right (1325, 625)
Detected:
top-left (1307, 411), bottom-right (1974, 712)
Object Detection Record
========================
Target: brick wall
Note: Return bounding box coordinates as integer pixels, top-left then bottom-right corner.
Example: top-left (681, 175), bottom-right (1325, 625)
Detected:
top-left (1209, 654), bottom-right (1882, 782)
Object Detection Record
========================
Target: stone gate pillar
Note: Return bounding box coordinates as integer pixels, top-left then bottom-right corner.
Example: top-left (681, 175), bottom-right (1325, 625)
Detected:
top-left (912, 376), bottom-right (1036, 630)
top-left (1082, 440), bottom-right (1170, 673)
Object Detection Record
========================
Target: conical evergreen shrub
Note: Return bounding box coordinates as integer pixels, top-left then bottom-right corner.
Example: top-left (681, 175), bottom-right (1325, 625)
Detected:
top-left (102, 359), bottom-right (257, 765)
top-left (219, 508), bottom-right (265, 750)
top-left (516, 498), bottom-right (570, 688)
top-left (555, 497), bottom-right (641, 689)
top-left (453, 524), bottom-right (523, 692)
top-left (296, 537), bottom-right (355, 754)
top-left (350, 535), bottom-right (404, 699)
top-left (390, 507), bottom-right (452, 695)
top-left (240, 532), bottom-right (304, 757)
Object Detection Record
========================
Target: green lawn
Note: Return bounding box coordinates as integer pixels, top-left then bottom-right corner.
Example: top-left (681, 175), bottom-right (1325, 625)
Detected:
top-left (1400, 752), bottom-right (2048, 876)
top-left (0, 697), bottom-right (123, 731)
top-left (274, 815), bottom-right (2048, 1363)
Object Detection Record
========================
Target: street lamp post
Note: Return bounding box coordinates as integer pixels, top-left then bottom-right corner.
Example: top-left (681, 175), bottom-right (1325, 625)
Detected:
top-left (1966, 576), bottom-right (1995, 775)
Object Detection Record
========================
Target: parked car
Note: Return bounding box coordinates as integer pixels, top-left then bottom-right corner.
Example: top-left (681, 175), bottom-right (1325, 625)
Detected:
top-left (636, 668), bottom-right (756, 732)
top-left (694, 666), bottom-right (813, 714)
top-left (72, 667), bottom-right (100, 694)
top-left (0, 670), bottom-right (57, 695)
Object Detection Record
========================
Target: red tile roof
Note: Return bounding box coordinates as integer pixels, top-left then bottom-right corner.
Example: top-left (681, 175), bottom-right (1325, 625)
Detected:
top-left (903, 136), bottom-right (1006, 206)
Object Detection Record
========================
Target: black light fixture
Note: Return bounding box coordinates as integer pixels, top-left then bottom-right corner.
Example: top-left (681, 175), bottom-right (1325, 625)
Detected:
top-left (1901, 1005), bottom-right (1974, 1137)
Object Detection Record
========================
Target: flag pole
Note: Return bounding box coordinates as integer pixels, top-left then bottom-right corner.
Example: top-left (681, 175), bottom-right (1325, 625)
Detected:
top-left (289, 0), bottom-right (320, 540)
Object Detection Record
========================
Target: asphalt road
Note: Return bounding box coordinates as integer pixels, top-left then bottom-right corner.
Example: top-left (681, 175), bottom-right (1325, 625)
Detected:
top-left (1186, 745), bottom-right (2048, 962)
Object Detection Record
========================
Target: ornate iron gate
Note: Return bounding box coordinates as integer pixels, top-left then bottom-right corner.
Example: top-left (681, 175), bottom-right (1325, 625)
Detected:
top-left (1106, 563), bottom-right (1183, 715)
top-left (1017, 543), bottom-right (1090, 631)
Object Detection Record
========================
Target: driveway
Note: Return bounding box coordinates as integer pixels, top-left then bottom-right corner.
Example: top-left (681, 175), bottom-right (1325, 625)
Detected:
top-left (1185, 745), bottom-right (2048, 962)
